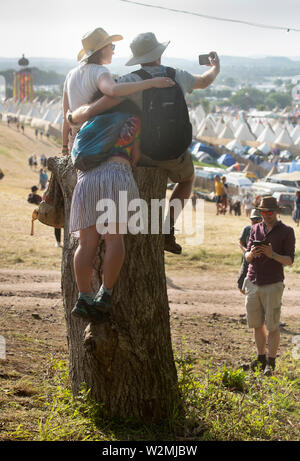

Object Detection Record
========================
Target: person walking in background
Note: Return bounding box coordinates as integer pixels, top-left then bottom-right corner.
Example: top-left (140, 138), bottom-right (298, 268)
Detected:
top-left (33, 155), bottom-right (38, 170)
top-left (292, 190), bottom-right (300, 227)
top-left (221, 175), bottom-right (228, 215)
top-left (214, 175), bottom-right (223, 215)
top-left (39, 169), bottom-right (48, 190)
top-left (243, 193), bottom-right (253, 217)
top-left (237, 208), bottom-right (262, 293)
top-left (243, 196), bottom-right (295, 376)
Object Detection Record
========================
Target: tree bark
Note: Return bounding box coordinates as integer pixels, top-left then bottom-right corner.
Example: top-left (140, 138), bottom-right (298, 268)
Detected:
top-left (47, 156), bottom-right (181, 423)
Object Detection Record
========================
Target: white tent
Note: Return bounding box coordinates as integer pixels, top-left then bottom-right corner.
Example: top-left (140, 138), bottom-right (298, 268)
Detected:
top-left (252, 121), bottom-right (265, 137)
top-left (290, 124), bottom-right (300, 142)
top-left (258, 142), bottom-right (271, 154)
top-left (256, 125), bottom-right (276, 144)
top-left (274, 128), bottom-right (293, 145)
top-left (196, 120), bottom-right (216, 138)
top-left (294, 134), bottom-right (300, 146)
top-left (234, 122), bottom-right (256, 142)
top-left (193, 104), bottom-right (206, 126)
top-left (53, 111), bottom-right (63, 127)
top-left (218, 123), bottom-right (234, 139)
top-left (226, 139), bottom-right (244, 153)
top-left (42, 108), bottom-right (59, 123)
top-left (214, 118), bottom-right (226, 135)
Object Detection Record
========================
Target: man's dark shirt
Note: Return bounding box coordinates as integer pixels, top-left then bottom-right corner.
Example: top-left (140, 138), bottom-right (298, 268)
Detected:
top-left (246, 220), bottom-right (295, 286)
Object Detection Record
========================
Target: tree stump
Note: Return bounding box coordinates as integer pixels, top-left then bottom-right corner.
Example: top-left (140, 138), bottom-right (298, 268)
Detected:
top-left (47, 156), bottom-right (181, 423)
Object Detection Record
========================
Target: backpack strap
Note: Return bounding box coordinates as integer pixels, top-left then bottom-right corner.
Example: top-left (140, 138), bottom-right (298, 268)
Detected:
top-left (132, 67), bottom-right (176, 81)
top-left (165, 67), bottom-right (176, 80)
top-left (132, 69), bottom-right (153, 80)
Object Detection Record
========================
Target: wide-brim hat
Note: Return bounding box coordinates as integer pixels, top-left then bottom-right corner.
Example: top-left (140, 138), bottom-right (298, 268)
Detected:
top-left (256, 196), bottom-right (283, 211)
top-left (77, 27), bottom-right (123, 63)
top-left (125, 32), bottom-right (169, 66)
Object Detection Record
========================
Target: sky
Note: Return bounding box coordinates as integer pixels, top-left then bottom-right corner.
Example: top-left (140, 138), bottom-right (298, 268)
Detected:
top-left (1, 0), bottom-right (300, 61)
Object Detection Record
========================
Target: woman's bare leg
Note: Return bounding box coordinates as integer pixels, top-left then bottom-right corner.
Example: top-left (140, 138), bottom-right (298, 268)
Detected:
top-left (102, 232), bottom-right (125, 290)
top-left (74, 225), bottom-right (100, 293)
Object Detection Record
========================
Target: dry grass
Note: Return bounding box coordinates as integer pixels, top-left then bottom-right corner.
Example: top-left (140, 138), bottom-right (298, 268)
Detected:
top-left (0, 121), bottom-right (299, 273)
top-left (0, 123), bottom-right (62, 270)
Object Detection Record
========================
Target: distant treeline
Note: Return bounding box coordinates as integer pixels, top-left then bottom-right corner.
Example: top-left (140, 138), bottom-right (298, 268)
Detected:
top-left (0, 67), bottom-right (65, 87)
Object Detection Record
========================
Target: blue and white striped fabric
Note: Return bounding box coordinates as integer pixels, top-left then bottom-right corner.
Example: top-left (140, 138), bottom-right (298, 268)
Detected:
top-left (69, 161), bottom-right (139, 234)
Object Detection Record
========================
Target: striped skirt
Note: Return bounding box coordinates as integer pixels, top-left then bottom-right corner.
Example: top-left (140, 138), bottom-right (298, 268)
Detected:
top-left (69, 161), bottom-right (140, 234)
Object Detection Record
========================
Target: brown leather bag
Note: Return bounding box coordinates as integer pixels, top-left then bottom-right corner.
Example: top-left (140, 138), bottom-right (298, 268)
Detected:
top-left (31, 173), bottom-right (64, 235)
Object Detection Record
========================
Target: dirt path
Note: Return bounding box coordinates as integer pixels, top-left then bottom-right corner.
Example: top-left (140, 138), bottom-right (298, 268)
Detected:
top-left (0, 267), bottom-right (299, 380)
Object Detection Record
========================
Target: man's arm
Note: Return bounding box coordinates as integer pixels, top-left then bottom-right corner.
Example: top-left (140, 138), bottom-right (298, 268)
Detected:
top-left (192, 52), bottom-right (220, 90)
top-left (69, 95), bottom-right (121, 126)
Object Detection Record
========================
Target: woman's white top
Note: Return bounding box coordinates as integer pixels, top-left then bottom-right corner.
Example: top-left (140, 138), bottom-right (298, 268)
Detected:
top-left (63, 63), bottom-right (110, 111)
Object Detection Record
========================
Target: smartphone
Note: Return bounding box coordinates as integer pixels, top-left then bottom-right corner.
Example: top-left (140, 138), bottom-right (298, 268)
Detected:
top-left (253, 239), bottom-right (268, 247)
top-left (199, 54), bottom-right (211, 65)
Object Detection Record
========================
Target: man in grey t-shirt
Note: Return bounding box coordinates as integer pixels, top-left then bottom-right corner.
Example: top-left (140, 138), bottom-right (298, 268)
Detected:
top-left (68, 32), bottom-right (220, 254)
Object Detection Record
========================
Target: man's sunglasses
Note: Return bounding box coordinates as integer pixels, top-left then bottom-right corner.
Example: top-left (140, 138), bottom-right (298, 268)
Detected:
top-left (260, 210), bottom-right (275, 216)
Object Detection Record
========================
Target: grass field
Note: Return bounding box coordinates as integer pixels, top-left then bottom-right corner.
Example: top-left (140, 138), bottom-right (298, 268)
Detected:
top-left (1, 121), bottom-right (299, 272)
top-left (0, 121), bottom-right (299, 441)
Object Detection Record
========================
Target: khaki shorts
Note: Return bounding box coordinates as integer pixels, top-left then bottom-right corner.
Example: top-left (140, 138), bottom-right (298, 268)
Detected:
top-left (139, 150), bottom-right (195, 183)
top-left (243, 278), bottom-right (284, 331)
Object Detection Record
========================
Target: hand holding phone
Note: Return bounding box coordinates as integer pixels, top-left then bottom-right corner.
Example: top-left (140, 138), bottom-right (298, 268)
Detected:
top-left (199, 54), bottom-right (211, 65)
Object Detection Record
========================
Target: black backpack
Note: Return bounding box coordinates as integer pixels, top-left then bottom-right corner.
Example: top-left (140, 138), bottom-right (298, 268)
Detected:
top-left (132, 67), bottom-right (192, 161)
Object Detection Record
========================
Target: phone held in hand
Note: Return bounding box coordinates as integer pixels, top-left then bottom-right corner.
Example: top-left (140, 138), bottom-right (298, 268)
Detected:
top-left (198, 54), bottom-right (211, 65)
top-left (253, 239), bottom-right (268, 247)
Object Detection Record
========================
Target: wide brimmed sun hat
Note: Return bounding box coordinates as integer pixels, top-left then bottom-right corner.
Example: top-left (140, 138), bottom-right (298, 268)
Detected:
top-left (125, 32), bottom-right (170, 66)
top-left (256, 196), bottom-right (283, 211)
top-left (77, 27), bottom-right (123, 62)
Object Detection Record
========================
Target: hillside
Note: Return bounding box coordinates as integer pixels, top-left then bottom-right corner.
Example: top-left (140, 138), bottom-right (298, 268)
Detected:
top-left (1, 55), bottom-right (300, 84)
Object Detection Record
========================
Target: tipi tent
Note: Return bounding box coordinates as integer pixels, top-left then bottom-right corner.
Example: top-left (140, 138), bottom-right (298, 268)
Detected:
top-left (218, 124), bottom-right (234, 139)
top-left (256, 125), bottom-right (275, 144)
top-left (196, 120), bottom-right (216, 138)
top-left (274, 128), bottom-right (293, 146)
top-left (258, 142), bottom-right (271, 155)
top-left (234, 122), bottom-right (256, 142)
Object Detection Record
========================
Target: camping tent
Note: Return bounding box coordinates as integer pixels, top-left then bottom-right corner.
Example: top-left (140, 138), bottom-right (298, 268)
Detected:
top-left (226, 139), bottom-right (244, 154)
top-left (258, 142), bottom-right (271, 155)
top-left (196, 119), bottom-right (216, 138)
top-left (218, 123), bottom-right (234, 139)
top-left (234, 122), bottom-right (256, 142)
top-left (217, 153), bottom-right (235, 167)
top-left (274, 128), bottom-right (293, 145)
top-left (256, 125), bottom-right (276, 144)
top-left (288, 160), bottom-right (300, 173)
top-left (197, 152), bottom-right (214, 163)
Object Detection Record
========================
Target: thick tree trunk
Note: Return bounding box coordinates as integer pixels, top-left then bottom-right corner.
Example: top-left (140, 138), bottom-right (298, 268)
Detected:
top-left (47, 156), bottom-right (181, 422)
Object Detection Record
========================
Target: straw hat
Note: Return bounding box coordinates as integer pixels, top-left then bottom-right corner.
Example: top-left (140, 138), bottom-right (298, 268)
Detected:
top-left (77, 27), bottom-right (123, 62)
top-left (125, 32), bottom-right (169, 66)
top-left (256, 196), bottom-right (282, 211)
